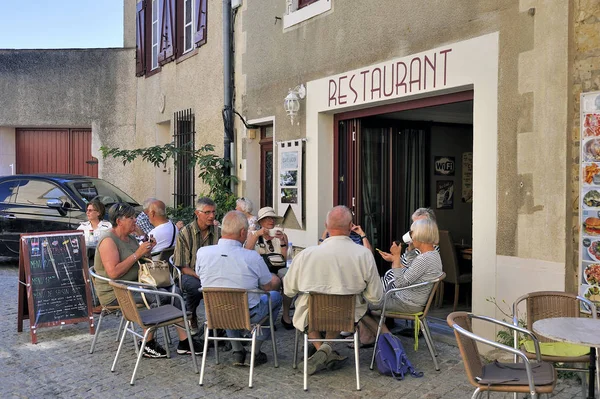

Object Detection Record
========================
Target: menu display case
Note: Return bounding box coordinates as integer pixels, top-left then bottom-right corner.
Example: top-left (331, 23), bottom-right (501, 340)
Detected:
top-left (579, 91), bottom-right (600, 311)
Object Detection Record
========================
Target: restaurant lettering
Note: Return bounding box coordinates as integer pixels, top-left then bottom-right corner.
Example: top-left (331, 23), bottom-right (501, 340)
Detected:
top-left (328, 48), bottom-right (452, 107)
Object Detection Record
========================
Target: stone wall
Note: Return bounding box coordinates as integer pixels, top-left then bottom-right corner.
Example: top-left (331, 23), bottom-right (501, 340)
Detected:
top-left (569, 0), bottom-right (600, 291)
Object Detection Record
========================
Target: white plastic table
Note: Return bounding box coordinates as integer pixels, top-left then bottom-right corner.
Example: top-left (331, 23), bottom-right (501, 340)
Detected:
top-left (533, 317), bottom-right (600, 399)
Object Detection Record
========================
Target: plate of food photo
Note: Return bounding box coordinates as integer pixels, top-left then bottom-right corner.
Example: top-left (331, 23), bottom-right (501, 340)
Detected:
top-left (584, 114), bottom-right (600, 138)
top-left (587, 240), bottom-right (600, 261)
top-left (583, 138), bottom-right (600, 162)
top-left (583, 163), bottom-right (600, 185)
top-left (583, 190), bottom-right (600, 208)
top-left (584, 263), bottom-right (600, 286)
top-left (584, 285), bottom-right (600, 303)
top-left (583, 217), bottom-right (600, 236)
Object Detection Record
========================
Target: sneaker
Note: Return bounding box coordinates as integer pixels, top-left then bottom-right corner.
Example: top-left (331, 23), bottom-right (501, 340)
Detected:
top-left (232, 350), bottom-right (246, 366)
top-left (141, 339), bottom-right (167, 358)
top-left (325, 350), bottom-right (348, 371)
top-left (252, 351), bottom-right (268, 367)
top-left (299, 343), bottom-right (331, 375)
top-left (177, 337), bottom-right (204, 355)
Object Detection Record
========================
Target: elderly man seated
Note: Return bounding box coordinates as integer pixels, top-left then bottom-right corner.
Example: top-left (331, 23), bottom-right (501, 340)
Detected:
top-left (196, 211), bottom-right (282, 366)
top-left (284, 205), bottom-right (383, 375)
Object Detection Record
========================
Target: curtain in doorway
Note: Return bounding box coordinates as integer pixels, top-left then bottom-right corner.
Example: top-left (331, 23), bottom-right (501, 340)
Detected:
top-left (401, 128), bottom-right (426, 231)
top-left (361, 127), bottom-right (385, 249)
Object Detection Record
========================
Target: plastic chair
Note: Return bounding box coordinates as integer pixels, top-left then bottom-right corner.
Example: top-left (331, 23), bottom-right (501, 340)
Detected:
top-left (369, 272), bottom-right (445, 371)
top-left (292, 292), bottom-right (360, 391)
top-left (438, 230), bottom-right (472, 311)
top-left (109, 280), bottom-right (199, 385)
top-left (198, 287), bottom-right (278, 388)
top-left (513, 291), bottom-right (597, 396)
top-left (447, 312), bottom-right (556, 399)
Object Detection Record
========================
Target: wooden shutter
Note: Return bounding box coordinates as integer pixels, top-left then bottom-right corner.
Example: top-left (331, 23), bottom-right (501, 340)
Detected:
top-left (158, 0), bottom-right (176, 65)
top-left (194, 0), bottom-right (207, 47)
top-left (136, 0), bottom-right (147, 76)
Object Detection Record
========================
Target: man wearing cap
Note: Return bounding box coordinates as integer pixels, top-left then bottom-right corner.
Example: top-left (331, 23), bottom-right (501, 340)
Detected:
top-left (284, 205), bottom-right (383, 375)
top-left (173, 197), bottom-right (221, 330)
top-left (244, 207), bottom-right (294, 329)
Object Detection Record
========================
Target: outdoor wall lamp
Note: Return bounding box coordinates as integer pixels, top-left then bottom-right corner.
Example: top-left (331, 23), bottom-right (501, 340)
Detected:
top-left (284, 84), bottom-right (306, 125)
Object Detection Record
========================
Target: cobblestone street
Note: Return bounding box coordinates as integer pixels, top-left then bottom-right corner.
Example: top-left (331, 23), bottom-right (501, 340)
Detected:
top-left (0, 263), bottom-right (585, 398)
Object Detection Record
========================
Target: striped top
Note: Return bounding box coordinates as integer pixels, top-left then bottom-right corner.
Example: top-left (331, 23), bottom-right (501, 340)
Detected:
top-left (173, 221), bottom-right (220, 269)
top-left (382, 250), bottom-right (443, 308)
top-left (400, 245), bottom-right (440, 267)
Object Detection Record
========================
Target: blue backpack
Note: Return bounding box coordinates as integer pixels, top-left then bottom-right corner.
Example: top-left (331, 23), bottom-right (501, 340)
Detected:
top-left (375, 333), bottom-right (424, 380)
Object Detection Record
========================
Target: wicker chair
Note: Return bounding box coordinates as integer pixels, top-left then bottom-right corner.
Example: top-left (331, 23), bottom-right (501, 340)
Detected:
top-left (108, 280), bottom-right (198, 385)
top-left (198, 287), bottom-right (278, 388)
top-left (292, 292), bottom-right (360, 391)
top-left (369, 272), bottom-right (445, 371)
top-left (447, 312), bottom-right (556, 399)
top-left (513, 291), bottom-right (597, 395)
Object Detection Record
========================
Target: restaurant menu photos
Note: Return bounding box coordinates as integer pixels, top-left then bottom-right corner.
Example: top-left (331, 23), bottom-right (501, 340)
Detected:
top-left (580, 92), bottom-right (600, 312)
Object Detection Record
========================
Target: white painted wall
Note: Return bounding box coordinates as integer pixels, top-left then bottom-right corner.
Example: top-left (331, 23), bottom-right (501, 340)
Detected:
top-left (0, 127), bottom-right (16, 176)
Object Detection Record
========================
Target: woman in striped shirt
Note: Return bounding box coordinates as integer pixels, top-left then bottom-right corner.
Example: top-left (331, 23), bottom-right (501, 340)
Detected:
top-left (376, 218), bottom-right (443, 313)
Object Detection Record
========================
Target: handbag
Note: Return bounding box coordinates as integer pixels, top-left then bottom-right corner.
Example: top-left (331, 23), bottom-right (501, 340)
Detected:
top-left (138, 258), bottom-right (173, 307)
top-left (261, 253), bottom-right (287, 274)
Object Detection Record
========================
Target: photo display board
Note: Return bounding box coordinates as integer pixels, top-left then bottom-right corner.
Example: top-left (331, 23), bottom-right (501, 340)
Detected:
top-left (278, 139), bottom-right (304, 227)
top-left (17, 230), bottom-right (94, 343)
top-left (579, 91), bottom-right (600, 313)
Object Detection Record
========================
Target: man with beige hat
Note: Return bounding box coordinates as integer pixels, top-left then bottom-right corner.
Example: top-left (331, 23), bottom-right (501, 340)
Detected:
top-left (244, 206), bottom-right (294, 329)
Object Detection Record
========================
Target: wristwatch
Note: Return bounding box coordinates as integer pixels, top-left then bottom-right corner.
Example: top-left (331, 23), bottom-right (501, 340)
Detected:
top-left (360, 235), bottom-right (367, 240)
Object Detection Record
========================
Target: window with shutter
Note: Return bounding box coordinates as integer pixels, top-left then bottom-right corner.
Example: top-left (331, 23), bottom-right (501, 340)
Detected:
top-left (151, 0), bottom-right (160, 70)
top-left (194, 0), bottom-right (207, 48)
top-left (183, 0), bottom-right (194, 53)
top-left (158, 0), bottom-right (176, 65)
top-left (284, 0), bottom-right (331, 29)
top-left (135, 0), bottom-right (146, 76)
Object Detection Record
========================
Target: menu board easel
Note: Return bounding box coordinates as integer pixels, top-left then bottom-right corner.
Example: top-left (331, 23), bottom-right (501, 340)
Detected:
top-left (579, 91), bottom-right (600, 313)
top-left (17, 230), bottom-right (95, 344)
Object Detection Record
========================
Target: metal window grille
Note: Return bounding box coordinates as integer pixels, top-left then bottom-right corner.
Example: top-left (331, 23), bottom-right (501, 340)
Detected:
top-left (173, 109), bottom-right (196, 208)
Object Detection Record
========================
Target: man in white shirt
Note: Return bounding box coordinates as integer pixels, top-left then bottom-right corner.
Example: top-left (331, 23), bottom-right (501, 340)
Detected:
top-left (284, 205), bottom-right (383, 375)
top-left (147, 200), bottom-right (179, 253)
top-left (196, 210), bottom-right (282, 367)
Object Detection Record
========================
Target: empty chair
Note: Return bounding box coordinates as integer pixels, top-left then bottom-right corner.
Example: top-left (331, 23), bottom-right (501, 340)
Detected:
top-left (513, 291), bottom-right (597, 395)
top-left (109, 280), bottom-right (198, 385)
top-left (292, 292), bottom-right (360, 391)
top-left (438, 230), bottom-right (471, 311)
top-left (447, 311), bottom-right (556, 399)
top-left (199, 287), bottom-right (278, 388)
top-left (369, 272), bottom-right (445, 371)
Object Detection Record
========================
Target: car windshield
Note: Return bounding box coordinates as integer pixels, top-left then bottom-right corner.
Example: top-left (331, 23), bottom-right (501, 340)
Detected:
top-left (67, 179), bottom-right (139, 207)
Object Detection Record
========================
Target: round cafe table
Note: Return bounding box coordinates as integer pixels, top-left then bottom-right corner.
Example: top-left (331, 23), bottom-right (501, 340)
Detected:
top-left (533, 317), bottom-right (600, 399)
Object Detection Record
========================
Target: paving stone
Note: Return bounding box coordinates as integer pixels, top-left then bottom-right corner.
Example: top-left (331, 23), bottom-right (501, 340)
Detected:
top-left (0, 263), bottom-right (586, 398)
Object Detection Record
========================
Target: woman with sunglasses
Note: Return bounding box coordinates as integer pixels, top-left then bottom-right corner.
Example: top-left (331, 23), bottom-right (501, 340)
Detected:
top-left (77, 199), bottom-right (112, 236)
top-left (94, 203), bottom-right (203, 358)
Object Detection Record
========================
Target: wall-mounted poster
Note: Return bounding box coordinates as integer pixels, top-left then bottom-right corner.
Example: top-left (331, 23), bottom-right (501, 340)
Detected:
top-left (436, 180), bottom-right (454, 209)
top-left (278, 140), bottom-right (304, 227)
top-left (462, 152), bottom-right (473, 203)
top-left (434, 156), bottom-right (455, 176)
top-left (580, 90), bottom-right (600, 314)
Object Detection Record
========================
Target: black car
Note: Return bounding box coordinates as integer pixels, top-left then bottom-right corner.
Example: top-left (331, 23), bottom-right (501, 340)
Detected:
top-left (0, 174), bottom-right (141, 258)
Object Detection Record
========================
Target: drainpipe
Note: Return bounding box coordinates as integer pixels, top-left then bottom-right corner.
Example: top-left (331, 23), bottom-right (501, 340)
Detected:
top-left (223, 0), bottom-right (233, 188)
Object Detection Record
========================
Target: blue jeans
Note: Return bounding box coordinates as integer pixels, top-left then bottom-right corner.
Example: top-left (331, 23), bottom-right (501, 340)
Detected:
top-left (180, 274), bottom-right (202, 319)
top-left (226, 291), bottom-right (282, 346)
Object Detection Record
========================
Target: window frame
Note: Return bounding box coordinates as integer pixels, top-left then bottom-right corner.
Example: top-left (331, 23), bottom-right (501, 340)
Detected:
top-left (283, 0), bottom-right (331, 30)
top-left (151, 0), bottom-right (160, 71)
top-left (259, 125), bottom-right (274, 208)
top-left (183, 0), bottom-right (194, 54)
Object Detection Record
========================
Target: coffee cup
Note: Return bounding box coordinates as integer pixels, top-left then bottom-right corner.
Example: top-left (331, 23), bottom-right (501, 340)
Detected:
top-left (269, 227), bottom-right (283, 236)
top-left (402, 231), bottom-right (412, 244)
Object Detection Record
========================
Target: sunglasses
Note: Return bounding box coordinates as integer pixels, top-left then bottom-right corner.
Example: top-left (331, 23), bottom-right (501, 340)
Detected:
top-left (259, 239), bottom-right (275, 252)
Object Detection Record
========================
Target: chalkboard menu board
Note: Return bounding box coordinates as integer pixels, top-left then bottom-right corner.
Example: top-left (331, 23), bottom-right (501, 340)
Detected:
top-left (17, 230), bottom-right (94, 344)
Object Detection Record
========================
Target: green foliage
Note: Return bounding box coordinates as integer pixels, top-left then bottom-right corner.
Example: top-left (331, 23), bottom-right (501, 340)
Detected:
top-left (166, 205), bottom-right (196, 226)
top-left (485, 297), bottom-right (525, 346)
top-left (100, 142), bottom-right (238, 220)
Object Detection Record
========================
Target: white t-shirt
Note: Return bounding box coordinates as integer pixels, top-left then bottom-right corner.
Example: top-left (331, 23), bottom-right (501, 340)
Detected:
top-left (149, 221), bottom-right (179, 253)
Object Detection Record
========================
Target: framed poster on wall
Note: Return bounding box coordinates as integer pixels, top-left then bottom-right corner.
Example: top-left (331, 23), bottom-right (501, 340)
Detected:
top-left (436, 180), bottom-right (454, 209)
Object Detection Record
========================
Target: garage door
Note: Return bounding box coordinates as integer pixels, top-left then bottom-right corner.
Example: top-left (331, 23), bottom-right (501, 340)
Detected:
top-left (16, 128), bottom-right (98, 177)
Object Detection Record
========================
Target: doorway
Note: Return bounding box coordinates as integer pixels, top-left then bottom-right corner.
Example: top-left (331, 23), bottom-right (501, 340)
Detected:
top-left (334, 98), bottom-right (474, 319)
